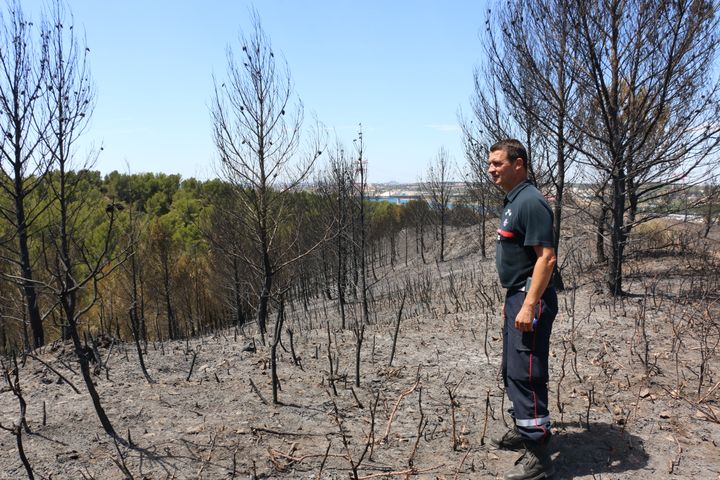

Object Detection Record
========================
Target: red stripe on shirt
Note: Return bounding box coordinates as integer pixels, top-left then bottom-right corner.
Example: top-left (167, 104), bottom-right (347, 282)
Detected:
top-left (497, 228), bottom-right (516, 238)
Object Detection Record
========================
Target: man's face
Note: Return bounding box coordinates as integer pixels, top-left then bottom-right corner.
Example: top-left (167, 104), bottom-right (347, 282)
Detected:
top-left (488, 149), bottom-right (523, 193)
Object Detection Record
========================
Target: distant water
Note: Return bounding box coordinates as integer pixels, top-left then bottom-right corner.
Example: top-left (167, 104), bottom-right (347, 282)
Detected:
top-left (368, 196), bottom-right (415, 205)
top-left (368, 196), bottom-right (466, 209)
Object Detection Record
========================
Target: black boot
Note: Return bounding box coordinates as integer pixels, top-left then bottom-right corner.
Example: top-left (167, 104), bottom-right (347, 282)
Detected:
top-left (491, 427), bottom-right (524, 451)
top-left (504, 441), bottom-right (554, 480)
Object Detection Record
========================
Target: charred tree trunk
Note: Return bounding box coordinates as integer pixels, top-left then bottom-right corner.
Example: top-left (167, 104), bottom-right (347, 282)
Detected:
top-left (10, 149), bottom-right (42, 347)
top-left (338, 239), bottom-right (347, 329)
top-left (16, 213), bottom-right (43, 349)
top-left (65, 310), bottom-right (116, 436)
top-left (257, 248), bottom-right (272, 344)
top-left (552, 138), bottom-right (566, 291)
top-left (271, 297), bottom-right (285, 404)
top-left (232, 256), bottom-right (246, 327)
top-left (607, 169), bottom-right (627, 296)
top-left (0, 7), bottom-right (48, 351)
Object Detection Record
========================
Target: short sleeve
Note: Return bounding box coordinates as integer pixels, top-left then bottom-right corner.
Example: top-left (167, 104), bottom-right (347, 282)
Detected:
top-left (520, 197), bottom-right (554, 247)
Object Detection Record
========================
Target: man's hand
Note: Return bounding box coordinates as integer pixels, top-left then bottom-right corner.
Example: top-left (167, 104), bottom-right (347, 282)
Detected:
top-left (515, 304), bottom-right (535, 332)
top-left (514, 245), bottom-right (556, 333)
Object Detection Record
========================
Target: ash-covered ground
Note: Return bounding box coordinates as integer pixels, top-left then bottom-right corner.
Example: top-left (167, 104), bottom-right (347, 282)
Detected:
top-left (2, 225), bottom-right (719, 479)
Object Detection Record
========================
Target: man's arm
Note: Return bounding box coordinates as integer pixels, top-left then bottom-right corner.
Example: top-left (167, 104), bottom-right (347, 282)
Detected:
top-left (515, 245), bottom-right (556, 332)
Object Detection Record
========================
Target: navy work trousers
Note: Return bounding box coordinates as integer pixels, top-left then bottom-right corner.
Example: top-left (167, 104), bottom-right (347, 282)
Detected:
top-left (501, 287), bottom-right (557, 444)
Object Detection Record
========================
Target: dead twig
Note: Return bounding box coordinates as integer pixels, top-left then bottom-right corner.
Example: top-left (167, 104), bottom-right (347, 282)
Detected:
top-left (186, 351), bottom-right (198, 382)
top-left (268, 445), bottom-right (346, 466)
top-left (249, 378), bottom-right (269, 405)
top-left (351, 386), bottom-right (365, 409)
top-left (268, 443), bottom-right (298, 473)
top-left (287, 328), bottom-right (303, 370)
top-left (668, 434), bottom-right (683, 474)
top-left (699, 380), bottom-right (720, 404)
top-left (101, 335), bottom-right (117, 380)
top-left (197, 431), bottom-right (218, 477)
top-left (453, 449), bottom-right (473, 480)
top-left (327, 322), bottom-right (338, 396)
top-left (329, 392), bottom-right (359, 479)
top-left (110, 436), bottom-right (134, 480)
top-left (483, 312), bottom-right (490, 364)
top-left (389, 288), bottom-right (407, 367)
top-left (408, 386), bottom-right (427, 467)
top-left (230, 444), bottom-right (239, 479)
top-left (251, 426), bottom-right (327, 437)
top-left (366, 391), bottom-right (381, 461)
top-left (381, 378), bottom-right (421, 444)
top-left (622, 385), bottom-right (644, 435)
top-left (317, 441), bottom-right (332, 480)
top-left (444, 374), bottom-right (466, 450)
top-left (447, 385), bottom-right (459, 450)
top-left (357, 464), bottom-right (445, 479)
top-left (27, 353), bottom-right (81, 394)
top-left (0, 357), bottom-right (34, 480)
top-left (480, 389), bottom-right (490, 446)
top-left (584, 384), bottom-right (594, 430)
top-left (79, 466), bottom-right (96, 480)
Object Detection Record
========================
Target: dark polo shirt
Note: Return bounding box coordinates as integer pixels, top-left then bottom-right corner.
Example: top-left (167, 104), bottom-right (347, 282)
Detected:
top-left (496, 180), bottom-right (554, 289)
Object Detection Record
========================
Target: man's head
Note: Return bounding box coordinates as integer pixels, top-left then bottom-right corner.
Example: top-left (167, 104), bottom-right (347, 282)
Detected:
top-left (488, 139), bottom-right (529, 193)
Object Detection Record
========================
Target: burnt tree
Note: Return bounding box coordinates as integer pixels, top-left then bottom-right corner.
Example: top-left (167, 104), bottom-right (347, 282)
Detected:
top-left (211, 13), bottom-right (323, 343)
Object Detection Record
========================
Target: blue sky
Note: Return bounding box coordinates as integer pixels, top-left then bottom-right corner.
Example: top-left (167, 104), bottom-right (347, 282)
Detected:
top-left (22, 1), bottom-right (490, 183)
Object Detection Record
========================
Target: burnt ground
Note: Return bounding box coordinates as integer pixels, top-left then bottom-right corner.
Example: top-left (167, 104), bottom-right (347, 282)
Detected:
top-left (1, 225), bottom-right (719, 479)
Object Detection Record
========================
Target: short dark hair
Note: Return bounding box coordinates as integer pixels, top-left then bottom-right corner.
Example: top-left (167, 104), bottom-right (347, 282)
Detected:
top-left (490, 139), bottom-right (528, 169)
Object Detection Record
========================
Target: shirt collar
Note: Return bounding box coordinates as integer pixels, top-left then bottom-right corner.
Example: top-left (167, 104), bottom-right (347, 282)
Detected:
top-left (504, 180), bottom-right (532, 204)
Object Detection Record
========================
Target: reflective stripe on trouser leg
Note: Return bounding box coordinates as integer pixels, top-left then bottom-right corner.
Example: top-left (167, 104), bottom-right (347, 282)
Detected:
top-left (503, 288), bottom-right (557, 443)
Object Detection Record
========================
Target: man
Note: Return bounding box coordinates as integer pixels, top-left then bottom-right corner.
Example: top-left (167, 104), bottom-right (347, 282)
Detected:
top-left (488, 139), bottom-right (557, 480)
